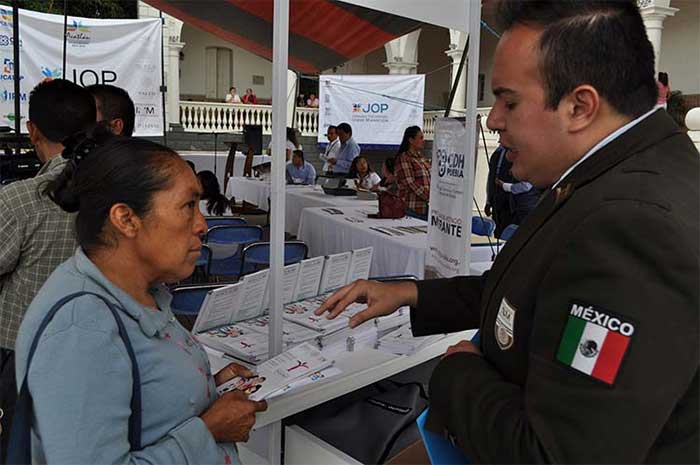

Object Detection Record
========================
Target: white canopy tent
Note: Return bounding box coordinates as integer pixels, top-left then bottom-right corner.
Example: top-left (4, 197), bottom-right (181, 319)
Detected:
top-left (265, 0), bottom-right (482, 460)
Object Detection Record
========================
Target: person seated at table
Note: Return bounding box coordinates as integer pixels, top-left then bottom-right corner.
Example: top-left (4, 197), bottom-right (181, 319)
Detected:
top-left (371, 157), bottom-right (399, 194)
top-left (198, 170), bottom-right (234, 216)
top-left (267, 127), bottom-right (301, 162)
top-left (352, 156), bottom-right (381, 190)
top-left (286, 150), bottom-right (316, 185)
top-left (15, 129), bottom-right (266, 465)
top-left (242, 88), bottom-right (258, 105)
top-left (395, 126), bottom-right (430, 220)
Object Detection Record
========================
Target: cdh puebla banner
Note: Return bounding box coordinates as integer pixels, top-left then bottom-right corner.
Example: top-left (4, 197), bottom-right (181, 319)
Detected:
top-left (425, 117), bottom-right (475, 279)
top-left (0, 5), bottom-right (163, 136)
top-left (318, 74), bottom-right (424, 147)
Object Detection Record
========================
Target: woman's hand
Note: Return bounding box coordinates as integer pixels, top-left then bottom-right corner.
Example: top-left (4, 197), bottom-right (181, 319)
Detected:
top-left (315, 279), bottom-right (418, 328)
top-left (201, 391), bottom-right (268, 443)
top-left (214, 362), bottom-right (255, 387)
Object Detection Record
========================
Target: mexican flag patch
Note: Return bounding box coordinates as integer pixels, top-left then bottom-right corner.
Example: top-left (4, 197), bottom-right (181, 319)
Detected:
top-left (556, 302), bottom-right (634, 385)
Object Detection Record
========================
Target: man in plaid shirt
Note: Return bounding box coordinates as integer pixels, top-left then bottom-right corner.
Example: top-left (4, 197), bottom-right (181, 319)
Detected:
top-left (0, 79), bottom-right (95, 460)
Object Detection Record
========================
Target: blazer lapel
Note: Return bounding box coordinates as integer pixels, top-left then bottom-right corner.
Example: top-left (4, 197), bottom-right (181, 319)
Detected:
top-left (480, 109), bottom-right (681, 319)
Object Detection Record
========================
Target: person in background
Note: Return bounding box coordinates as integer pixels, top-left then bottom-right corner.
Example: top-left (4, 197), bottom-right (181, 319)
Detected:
top-left (395, 126), bottom-right (430, 220)
top-left (297, 93), bottom-right (306, 108)
top-left (307, 93), bottom-right (319, 108)
top-left (87, 84), bottom-right (135, 137)
top-left (242, 88), bottom-right (258, 105)
top-left (286, 150), bottom-right (316, 185)
top-left (657, 72), bottom-right (670, 109)
top-left (225, 86), bottom-right (242, 104)
top-left (319, 125), bottom-right (340, 173)
top-left (353, 156), bottom-right (381, 190)
top-left (0, 79), bottom-right (96, 462)
top-left (267, 127), bottom-right (301, 161)
top-left (317, 0), bottom-right (698, 462)
top-left (371, 157), bottom-right (399, 194)
top-left (198, 170), bottom-right (233, 216)
top-left (485, 144), bottom-right (515, 237)
top-left (329, 122), bottom-right (360, 174)
top-left (16, 130), bottom-right (266, 465)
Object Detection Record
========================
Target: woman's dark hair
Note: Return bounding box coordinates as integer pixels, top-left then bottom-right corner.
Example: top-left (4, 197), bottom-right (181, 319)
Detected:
top-left (198, 170), bottom-right (229, 216)
top-left (286, 127), bottom-right (300, 149)
top-left (356, 155), bottom-right (372, 174)
top-left (44, 126), bottom-right (182, 255)
top-left (397, 126), bottom-right (422, 156)
top-left (658, 72), bottom-right (669, 87)
top-left (384, 157), bottom-right (396, 174)
top-left (292, 149), bottom-right (305, 163)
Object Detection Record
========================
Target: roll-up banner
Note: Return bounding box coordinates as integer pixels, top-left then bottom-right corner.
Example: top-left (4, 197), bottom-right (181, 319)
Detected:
top-left (425, 117), bottom-right (475, 279)
top-left (0, 5), bottom-right (163, 136)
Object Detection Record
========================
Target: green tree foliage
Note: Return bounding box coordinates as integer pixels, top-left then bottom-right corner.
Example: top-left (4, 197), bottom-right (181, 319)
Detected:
top-left (14, 0), bottom-right (137, 19)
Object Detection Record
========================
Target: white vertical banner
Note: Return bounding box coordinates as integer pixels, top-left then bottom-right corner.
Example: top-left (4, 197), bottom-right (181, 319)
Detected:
top-left (318, 74), bottom-right (424, 146)
top-left (0, 5), bottom-right (163, 136)
top-left (425, 117), bottom-right (474, 278)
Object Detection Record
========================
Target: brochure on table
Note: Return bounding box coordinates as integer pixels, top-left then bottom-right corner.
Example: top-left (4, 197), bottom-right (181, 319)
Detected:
top-left (192, 248), bottom-right (374, 364)
top-left (216, 342), bottom-right (333, 400)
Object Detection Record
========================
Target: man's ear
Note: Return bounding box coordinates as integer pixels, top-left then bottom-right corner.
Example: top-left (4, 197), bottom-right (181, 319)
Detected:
top-left (26, 120), bottom-right (40, 145)
top-left (108, 203), bottom-right (141, 239)
top-left (110, 118), bottom-right (125, 136)
top-left (563, 84), bottom-right (600, 133)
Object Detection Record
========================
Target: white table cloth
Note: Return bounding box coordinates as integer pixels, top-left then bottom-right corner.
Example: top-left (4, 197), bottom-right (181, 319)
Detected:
top-left (225, 177), bottom-right (272, 211)
top-left (297, 206), bottom-right (503, 279)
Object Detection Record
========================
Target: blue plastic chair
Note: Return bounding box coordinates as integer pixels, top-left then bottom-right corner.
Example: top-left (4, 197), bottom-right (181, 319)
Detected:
top-left (239, 241), bottom-right (308, 276)
top-left (471, 216), bottom-right (495, 237)
top-left (205, 216), bottom-right (247, 229)
top-left (205, 225), bottom-right (263, 279)
top-left (170, 283), bottom-right (224, 316)
top-left (500, 224), bottom-right (518, 241)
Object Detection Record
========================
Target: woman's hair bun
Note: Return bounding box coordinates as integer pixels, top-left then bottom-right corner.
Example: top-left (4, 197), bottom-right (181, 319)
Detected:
top-left (47, 161), bottom-right (80, 212)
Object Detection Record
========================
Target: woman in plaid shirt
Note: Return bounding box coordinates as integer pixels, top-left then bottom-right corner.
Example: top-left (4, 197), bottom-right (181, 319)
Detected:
top-left (395, 126), bottom-right (431, 219)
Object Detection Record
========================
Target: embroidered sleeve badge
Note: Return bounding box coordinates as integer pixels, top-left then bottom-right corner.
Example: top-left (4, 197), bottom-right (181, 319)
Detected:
top-left (556, 302), bottom-right (634, 385)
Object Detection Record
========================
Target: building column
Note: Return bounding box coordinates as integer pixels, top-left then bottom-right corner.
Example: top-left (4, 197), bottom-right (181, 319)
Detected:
top-left (445, 29), bottom-right (468, 115)
top-left (167, 40), bottom-right (185, 127)
top-left (639, 0), bottom-right (678, 73)
top-left (383, 29), bottom-right (421, 74)
top-left (686, 107), bottom-right (700, 152)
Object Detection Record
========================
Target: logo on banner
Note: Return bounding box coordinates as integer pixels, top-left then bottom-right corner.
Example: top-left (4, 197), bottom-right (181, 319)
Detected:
top-left (430, 212), bottom-right (463, 238)
top-left (436, 149), bottom-right (465, 178)
top-left (0, 8), bottom-right (13, 27)
top-left (70, 68), bottom-right (117, 86)
top-left (1, 59), bottom-right (22, 81)
top-left (5, 113), bottom-right (23, 122)
top-left (135, 103), bottom-right (158, 118)
top-left (41, 67), bottom-right (62, 82)
top-left (1, 89), bottom-right (27, 102)
top-left (66, 20), bottom-right (91, 46)
top-left (352, 102), bottom-right (389, 114)
top-left (0, 35), bottom-right (20, 47)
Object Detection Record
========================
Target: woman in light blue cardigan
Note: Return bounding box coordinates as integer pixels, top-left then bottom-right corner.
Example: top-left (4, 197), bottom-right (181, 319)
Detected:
top-left (15, 132), bottom-right (266, 464)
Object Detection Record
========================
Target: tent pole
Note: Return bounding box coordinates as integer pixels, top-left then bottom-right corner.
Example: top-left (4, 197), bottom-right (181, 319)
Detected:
top-left (159, 11), bottom-right (168, 146)
top-left (267, 0), bottom-right (289, 462)
top-left (443, 36), bottom-right (469, 118)
top-left (62, 0), bottom-right (67, 76)
top-left (462, 0), bottom-right (482, 272)
top-left (12, 0), bottom-right (20, 151)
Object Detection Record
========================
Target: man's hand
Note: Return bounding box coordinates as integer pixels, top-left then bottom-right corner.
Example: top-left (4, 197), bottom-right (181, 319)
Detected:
top-left (484, 204), bottom-right (492, 217)
top-left (443, 340), bottom-right (482, 358)
top-left (495, 179), bottom-right (504, 188)
top-left (315, 279), bottom-right (418, 328)
top-left (214, 362), bottom-right (255, 387)
top-left (201, 391), bottom-right (267, 443)
top-left (328, 158), bottom-right (337, 166)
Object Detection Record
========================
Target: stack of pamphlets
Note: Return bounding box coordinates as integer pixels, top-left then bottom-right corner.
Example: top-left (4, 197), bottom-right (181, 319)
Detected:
top-left (216, 342), bottom-right (333, 400)
top-left (195, 323), bottom-right (270, 364)
top-left (376, 323), bottom-right (446, 355)
top-left (236, 314), bottom-right (320, 346)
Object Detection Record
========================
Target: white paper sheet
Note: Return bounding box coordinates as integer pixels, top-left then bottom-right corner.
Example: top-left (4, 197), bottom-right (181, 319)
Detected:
top-left (236, 269), bottom-right (270, 321)
top-left (192, 282), bottom-right (244, 333)
top-left (293, 256), bottom-right (325, 301)
top-left (319, 251), bottom-right (352, 294)
top-left (346, 246), bottom-right (373, 283)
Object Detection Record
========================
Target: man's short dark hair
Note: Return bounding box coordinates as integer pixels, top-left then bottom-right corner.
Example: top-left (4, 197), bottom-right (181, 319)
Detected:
top-left (336, 122), bottom-right (352, 135)
top-left (86, 84), bottom-right (136, 136)
top-left (327, 125), bottom-right (337, 132)
top-left (495, 0), bottom-right (657, 118)
top-left (28, 79), bottom-right (96, 143)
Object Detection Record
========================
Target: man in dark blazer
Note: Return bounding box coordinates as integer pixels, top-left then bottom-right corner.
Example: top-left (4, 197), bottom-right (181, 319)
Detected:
top-left (317, 1), bottom-right (698, 463)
